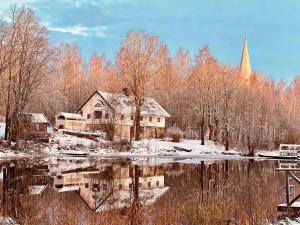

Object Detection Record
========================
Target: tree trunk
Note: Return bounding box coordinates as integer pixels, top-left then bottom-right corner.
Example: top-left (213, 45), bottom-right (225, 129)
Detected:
top-left (208, 123), bottom-right (213, 140)
top-left (225, 127), bottom-right (229, 151)
top-left (200, 116), bottom-right (205, 145)
top-left (135, 101), bottom-right (141, 141)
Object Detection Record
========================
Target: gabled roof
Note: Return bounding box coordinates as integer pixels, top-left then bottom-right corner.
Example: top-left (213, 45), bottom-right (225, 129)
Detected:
top-left (56, 112), bottom-right (84, 120)
top-left (96, 187), bottom-right (170, 212)
top-left (78, 91), bottom-right (171, 118)
top-left (29, 113), bottom-right (50, 124)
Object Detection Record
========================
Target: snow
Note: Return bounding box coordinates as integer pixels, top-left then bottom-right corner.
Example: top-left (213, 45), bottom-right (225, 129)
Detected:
top-left (129, 139), bottom-right (240, 156)
top-left (56, 112), bottom-right (84, 120)
top-left (272, 218), bottom-right (300, 225)
top-left (0, 122), bottom-right (5, 139)
top-left (96, 91), bottom-right (171, 117)
top-left (49, 132), bottom-right (95, 149)
top-left (28, 185), bottom-right (47, 195)
top-left (29, 113), bottom-right (49, 124)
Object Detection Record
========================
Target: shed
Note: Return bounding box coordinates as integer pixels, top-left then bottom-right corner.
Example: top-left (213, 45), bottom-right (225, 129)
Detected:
top-left (55, 112), bottom-right (86, 132)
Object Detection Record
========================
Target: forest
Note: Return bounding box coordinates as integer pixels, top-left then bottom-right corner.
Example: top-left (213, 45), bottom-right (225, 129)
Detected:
top-left (0, 6), bottom-right (299, 154)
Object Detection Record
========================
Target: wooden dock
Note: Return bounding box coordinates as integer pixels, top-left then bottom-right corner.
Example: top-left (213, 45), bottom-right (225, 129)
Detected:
top-left (276, 163), bottom-right (300, 212)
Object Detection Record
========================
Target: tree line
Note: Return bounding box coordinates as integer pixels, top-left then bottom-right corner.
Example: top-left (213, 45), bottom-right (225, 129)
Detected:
top-left (0, 7), bottom-right (299, 153)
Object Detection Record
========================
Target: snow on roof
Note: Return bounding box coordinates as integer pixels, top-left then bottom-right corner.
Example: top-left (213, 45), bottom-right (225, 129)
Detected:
top-left (29, 185), bottom-right (47, 195)
top-left (29, 113), bottom-right (50, 124)
top-left (57, 112), bottom-right (84, 120)
top-left (96, 187), bottom-right (169, 212)
top-left (97, 91), bottom-right (171, 117)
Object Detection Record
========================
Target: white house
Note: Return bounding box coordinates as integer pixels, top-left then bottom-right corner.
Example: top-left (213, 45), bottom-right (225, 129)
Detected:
top-left (77, 91), bottom-right (171, 139)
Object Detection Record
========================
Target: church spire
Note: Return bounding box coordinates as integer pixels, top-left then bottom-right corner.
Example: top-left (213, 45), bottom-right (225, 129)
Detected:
top-left (239, 32), bottom-right (252, 81)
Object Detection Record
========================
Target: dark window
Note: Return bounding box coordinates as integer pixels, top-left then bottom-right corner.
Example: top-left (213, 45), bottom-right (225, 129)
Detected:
top-left (87, 114), bottom-right (91, 119)
top-left (148, 182), bottom-right (151, 187)
top-left (93, 183), bottom-right (100, 191)
top-left (149, 117), bottom-right (152, 122)
top-left (85, 183), bottom-right (89, 188)
top-left (140, 127), bottom-right (144, 133)
top-left (131, 115), bottom-right (134, 120)
top-left (119, 184), bottom-right (123, 190)
top-left (129, 183), bottom-right (133, 189)
top-left (105, 113), bottom-right (109, 119)
top-left (95, 103), bottom-right (102, 107)
top-left (121, 114), bottom-right (124, 120)
top-left (156, 181), bottom-right (159, 187)
top-left (94, 111), bottom-right (102, 119)
top-left (140, 116), bottom-right (143, 121)
top-left (157, 117), bottom-right (160, 122)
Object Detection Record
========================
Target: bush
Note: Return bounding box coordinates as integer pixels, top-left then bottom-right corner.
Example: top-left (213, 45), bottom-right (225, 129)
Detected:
top-left (167, 127), bottom-right (184, 142)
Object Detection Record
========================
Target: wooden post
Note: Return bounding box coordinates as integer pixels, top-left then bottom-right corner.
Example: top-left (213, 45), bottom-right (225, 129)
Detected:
top-left (286, 171), bottom-right (290, 206)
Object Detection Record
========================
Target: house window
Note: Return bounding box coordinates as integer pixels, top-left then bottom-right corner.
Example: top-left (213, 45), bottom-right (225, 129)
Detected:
top-left (94, 111), bottom-right (102, 119)
top-left (105, 113), bottom-right (109, 119)
top-left (119, 184), bottom-right (123, 190)
top-left (87, 114), bottom-right (91, 119)
top-left (131, 115), bottom-right (134, 120)
top-left (129, 183), bottom-right (133, 189)
top-left (149, 117), bottom-right (152, 122)
top-left (95, 103), bottom-right (102, 107)
top-left (157, 117), bottom-right (161, 122)
top-left (140, 116), bottom-right (143, 121)
top-left (148, 182), bottom-right (151, 187)
top-left (85, 183), bottom-right (89, 188)
top-left (156, 181), bottom-right (159, 187)
top-left (121, 114), bottom-right (124, 120)
top-left (140, 127), bottom-right (144, 133)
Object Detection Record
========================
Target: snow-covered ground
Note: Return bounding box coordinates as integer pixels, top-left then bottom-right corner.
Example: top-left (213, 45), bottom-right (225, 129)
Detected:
top-left (129, 139), bottom-right (239, 156)
top-left (0, 122), bottom-right (5, 139)
top-left (0, 129), bottom-right (244, 159)
top-left (272, 218), bottom-right (300, 225)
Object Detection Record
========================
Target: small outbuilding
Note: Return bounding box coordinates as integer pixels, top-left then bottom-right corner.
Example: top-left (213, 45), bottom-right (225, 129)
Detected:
top-left (14, 113), bottom-right (51, 142)
top-left (55, 112), bottom-right (86, 132)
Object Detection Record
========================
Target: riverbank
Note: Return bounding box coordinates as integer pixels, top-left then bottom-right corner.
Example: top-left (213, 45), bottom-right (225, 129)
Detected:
top-left (0, 130), bottom-right (246, 159)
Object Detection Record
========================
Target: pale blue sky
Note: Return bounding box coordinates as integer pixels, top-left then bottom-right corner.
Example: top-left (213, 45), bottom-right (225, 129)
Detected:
top-left (1, 0), bottom-right (300, 82)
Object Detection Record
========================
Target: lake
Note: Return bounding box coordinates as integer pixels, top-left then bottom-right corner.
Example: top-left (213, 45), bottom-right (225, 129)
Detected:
top-left (0, 157), bottom-right (294, 225)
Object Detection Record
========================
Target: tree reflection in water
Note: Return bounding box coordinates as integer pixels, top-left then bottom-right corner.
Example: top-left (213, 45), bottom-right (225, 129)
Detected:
top-left (0, 158), bottom-right (289, 224)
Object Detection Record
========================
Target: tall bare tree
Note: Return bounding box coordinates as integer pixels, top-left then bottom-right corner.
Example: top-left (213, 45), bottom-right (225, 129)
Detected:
top-left (117, 31), bottom-right (162, 140)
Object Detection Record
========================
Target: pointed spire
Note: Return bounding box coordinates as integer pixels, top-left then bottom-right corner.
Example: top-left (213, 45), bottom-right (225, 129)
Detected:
top-left (239, 32), bottom-right (252, 82)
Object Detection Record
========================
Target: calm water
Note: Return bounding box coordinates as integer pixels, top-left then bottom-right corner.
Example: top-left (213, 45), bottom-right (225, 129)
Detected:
top-left (0, 157), bottom-right (295, 225)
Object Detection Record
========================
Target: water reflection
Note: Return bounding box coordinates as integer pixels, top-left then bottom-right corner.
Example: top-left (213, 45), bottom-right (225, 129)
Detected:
top-left (0, 158), bottom-right (291, 225)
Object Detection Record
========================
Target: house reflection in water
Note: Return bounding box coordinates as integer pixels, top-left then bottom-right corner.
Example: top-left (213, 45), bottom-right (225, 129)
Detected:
top-left (52, 164), bottom-right (169, 212)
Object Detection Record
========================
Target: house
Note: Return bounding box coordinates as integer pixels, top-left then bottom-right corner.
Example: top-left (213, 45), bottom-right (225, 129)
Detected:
top-left (77, 91), bottom-right (171, 139)
top-left (51, 164), bottom-right (168, 212)
top-left (10, 113), bottom-right (50, 141)
top-left (55, 112), bottom-right (86, 132)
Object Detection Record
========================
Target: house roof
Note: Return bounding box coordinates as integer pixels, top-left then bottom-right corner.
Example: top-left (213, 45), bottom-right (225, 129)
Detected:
top-left (56, 112), bottom-right (84, 120)
top-left (29, 113), bottom-right (50, 124)
top-left (28, 185), bottom-right (48, 195)
top-left (96, 187), bottom-right (170, 212)
top-left (78, 91), bottom-right (171, 118)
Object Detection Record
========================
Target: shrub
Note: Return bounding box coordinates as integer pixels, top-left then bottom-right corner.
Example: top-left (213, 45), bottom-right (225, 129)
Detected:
top-left (167, 127), bottom-right (184, 142)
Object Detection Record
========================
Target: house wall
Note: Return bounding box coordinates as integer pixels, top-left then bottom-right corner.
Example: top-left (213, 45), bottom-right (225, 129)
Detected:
top-left (55, 118), bottom-right (86, 132)
top-left (80, 92), bottom-right (167, 139)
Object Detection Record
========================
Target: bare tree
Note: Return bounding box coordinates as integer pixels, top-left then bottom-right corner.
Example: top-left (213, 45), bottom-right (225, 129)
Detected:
top-left (117, 31), bottom-right (162, 140)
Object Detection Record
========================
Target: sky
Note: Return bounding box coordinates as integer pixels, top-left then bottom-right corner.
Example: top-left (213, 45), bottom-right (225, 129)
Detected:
top-left (0, 0), bottom-right (300, 82)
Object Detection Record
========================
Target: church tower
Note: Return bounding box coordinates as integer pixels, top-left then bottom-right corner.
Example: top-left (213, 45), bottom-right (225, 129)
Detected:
top-left (239, 33), bottom-right (252, 82)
